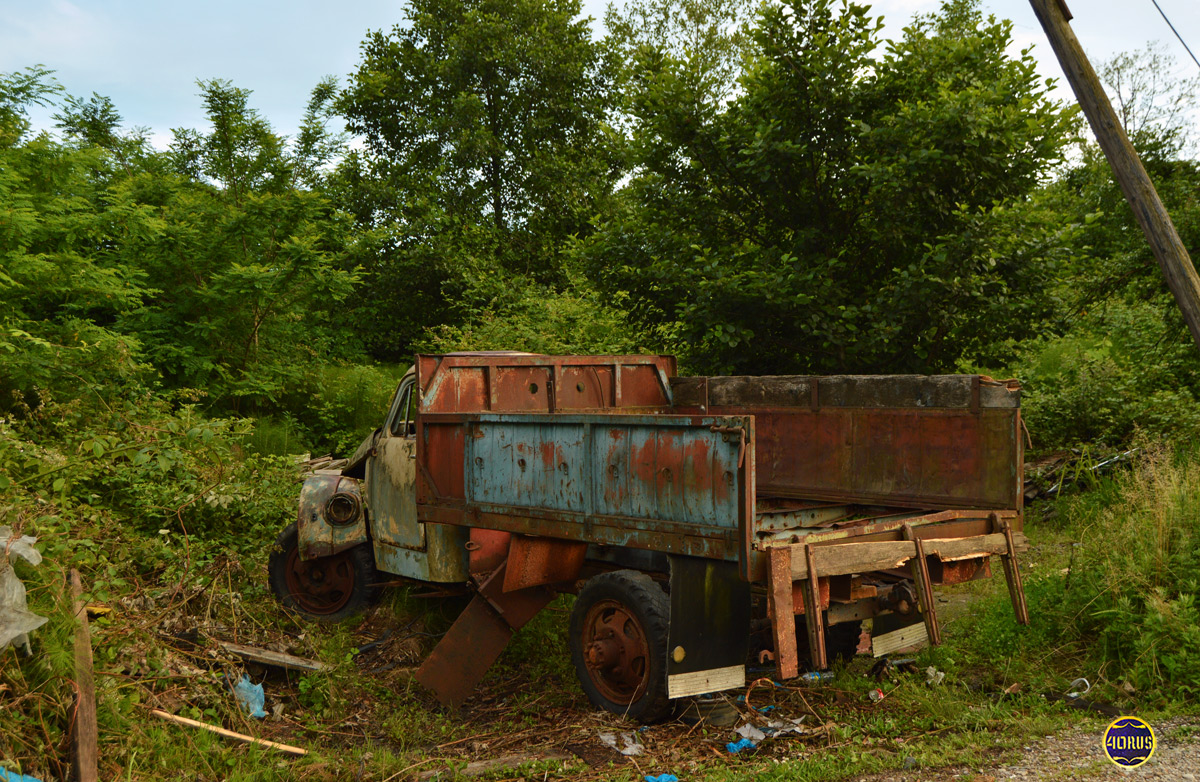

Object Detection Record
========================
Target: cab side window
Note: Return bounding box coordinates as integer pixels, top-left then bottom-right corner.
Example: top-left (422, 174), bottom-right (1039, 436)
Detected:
top-left (387, 380), bottom-right (417, 438)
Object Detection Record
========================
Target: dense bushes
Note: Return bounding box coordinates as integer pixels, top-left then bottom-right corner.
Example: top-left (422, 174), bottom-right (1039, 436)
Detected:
top-left (966, 447), bottom-right (1200, 704)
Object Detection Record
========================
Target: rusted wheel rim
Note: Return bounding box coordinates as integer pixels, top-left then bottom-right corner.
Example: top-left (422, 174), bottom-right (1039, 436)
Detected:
top-left (581, 599), bottom-right (650, 705)
top-left (283, 546), bottom-right (356, 615)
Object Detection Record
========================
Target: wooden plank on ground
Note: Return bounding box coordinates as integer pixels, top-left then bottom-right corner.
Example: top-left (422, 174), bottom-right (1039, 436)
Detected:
top-left (218, 641), bottom-right (328, 673)
top-left (416, 751), bottom-right (572, 781)
top-left (70, 569), bottom-right (98, 782)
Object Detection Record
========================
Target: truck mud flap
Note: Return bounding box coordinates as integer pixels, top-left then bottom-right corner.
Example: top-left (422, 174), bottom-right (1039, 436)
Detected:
top-left (765, 514), bottom-right (1029, 677)
top-left (666, 556), bottom-right (751, 698)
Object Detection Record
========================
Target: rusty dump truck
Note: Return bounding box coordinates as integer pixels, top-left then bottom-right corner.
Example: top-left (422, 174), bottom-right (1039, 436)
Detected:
top-left (269, 353), bottom-right (1029, 720)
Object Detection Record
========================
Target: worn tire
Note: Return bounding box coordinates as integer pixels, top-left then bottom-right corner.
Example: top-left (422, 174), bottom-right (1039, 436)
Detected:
top-left (268, 522), bottom-right (380, 622)
top-left (569, 570), bottom-right (672, 722)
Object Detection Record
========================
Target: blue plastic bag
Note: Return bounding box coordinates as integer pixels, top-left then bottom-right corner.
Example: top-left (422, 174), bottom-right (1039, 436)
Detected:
top-left (232, 674), bottom-right (267, 719)
top-left (0, 769), bottom-right (42, 782)
top-left (644, 775), bottom-right (679, 782)
top-left (726, 737), bottom-right (756, 754)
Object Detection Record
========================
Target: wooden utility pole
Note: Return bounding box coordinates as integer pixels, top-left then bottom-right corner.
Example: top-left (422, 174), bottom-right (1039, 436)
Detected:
top-left (1028, 0), bottom-right (1200, 351)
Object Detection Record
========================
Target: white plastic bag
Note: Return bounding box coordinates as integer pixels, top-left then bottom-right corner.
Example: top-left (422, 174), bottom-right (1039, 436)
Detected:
top-left (0, 526), bottom-right (48, 652)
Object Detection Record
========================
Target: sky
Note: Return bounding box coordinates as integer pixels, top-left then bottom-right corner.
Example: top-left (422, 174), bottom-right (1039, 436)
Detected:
top-left (1, 0), bottom-right (1198, 147)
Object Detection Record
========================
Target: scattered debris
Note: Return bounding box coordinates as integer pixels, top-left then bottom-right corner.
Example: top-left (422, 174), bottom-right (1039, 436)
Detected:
top-left (799, 671), bottom-right (833, 683)
top-left (0, 526), bottom-right (48, 652)
top-left (726, 737), bottom-right (756, 754)
top-left (218, 640), bottom-right (328, 673)
top-left (231, 674), bottom-right (267, 719)
top-left (149, 709), bottom-right (307, 756)
top-left (598, 731), bottom-right (643, 756)
top-left (870, 657), bottom-right (919, 681)
top-left (925, 666), bottom-right (946, 686)
top-left (735, 723), bottom-right (767, 742)
top-left (868, 688), bottom-right (886, 703)
top-left (1065, 677), bottom-right (1090, 699)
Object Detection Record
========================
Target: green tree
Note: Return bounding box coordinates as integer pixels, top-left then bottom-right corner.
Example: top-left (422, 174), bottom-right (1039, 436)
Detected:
top-left (605, 0), bottom-right (755, 107)
top-left (584, 0), bottom-right (1074, 374)
top-left (117, 80), bottom-right (358, 410)
top-left (336, 0), bottom-right (618, 359)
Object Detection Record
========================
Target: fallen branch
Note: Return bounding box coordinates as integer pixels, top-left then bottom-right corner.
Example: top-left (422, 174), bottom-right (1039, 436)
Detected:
top-left (149, 709), bottom-right (308, 756)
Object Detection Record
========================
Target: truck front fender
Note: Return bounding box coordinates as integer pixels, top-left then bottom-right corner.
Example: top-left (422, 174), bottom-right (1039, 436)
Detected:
top-left (297, 473), bottom-right (369, 560)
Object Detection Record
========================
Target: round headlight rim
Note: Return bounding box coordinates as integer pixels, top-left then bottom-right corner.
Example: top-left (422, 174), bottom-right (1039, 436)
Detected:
top-left (325, 492), bottom-right (361, 526)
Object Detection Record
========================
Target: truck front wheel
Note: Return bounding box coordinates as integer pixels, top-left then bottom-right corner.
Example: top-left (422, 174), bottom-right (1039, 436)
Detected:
top-left (569, 570), bottom-right (671, 722)
top-left (268, 523), bottom-right (380, 622)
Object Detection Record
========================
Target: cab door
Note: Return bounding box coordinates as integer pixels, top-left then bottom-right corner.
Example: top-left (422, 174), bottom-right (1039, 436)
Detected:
top-left (365, 372), bottom-right (469, 582)
top-left (366, 374), bottom-right (423, 549)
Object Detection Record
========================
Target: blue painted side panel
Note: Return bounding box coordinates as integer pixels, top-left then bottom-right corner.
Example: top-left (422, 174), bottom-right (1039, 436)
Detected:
top-left (464, 414), bottom-right (748, 533)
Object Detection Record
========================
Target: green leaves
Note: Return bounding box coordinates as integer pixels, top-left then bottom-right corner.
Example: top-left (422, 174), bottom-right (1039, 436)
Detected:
top-left (582, 0), bottom-right (1074, 375)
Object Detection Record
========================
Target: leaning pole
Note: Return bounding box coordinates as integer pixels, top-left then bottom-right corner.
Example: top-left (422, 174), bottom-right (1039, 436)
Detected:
top-left (1028, 0), bottom-right (1200, 352)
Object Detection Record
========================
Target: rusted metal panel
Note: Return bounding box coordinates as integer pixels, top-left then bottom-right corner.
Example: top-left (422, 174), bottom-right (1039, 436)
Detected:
top-left (930, 557), bottom-right (991, 585)
top-left (296, 474), bottom-right (368, 559)
top-left (416, 563), bottom-right (556, 707)
top-left (366, 436), bottom-right (423, 549)
top-left (502, 535), bottom-right (587, 592)
top-left (673, 375), bottom-right (1022, 512)
top-left (418, 354), bottom-right (676, 415)
top-left (420, 414), bottom-right (753, 562)
top-left (373, 523), bottom-right (469, 583)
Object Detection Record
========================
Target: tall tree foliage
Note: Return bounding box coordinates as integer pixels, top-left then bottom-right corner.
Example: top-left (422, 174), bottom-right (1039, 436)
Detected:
top-left (585, 0), bottom-right (1074, 374)
top-left (336, 0), bottom-right (618, 359)
top-left (1, 72), bottom-right (358, 417)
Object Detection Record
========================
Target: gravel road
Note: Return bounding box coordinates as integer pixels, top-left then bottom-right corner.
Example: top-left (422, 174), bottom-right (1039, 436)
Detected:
top-left (854, 718), bottom-right (1200, 781)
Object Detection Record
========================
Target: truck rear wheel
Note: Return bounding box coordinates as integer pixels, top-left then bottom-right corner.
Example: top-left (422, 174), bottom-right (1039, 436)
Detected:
top-left (268, 523), bottom-right (380, 622)
top-left (569, 570), bottom-right (671, 722)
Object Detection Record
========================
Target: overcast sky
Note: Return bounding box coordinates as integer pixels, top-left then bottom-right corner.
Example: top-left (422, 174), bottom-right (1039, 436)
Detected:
top-left (2, 0), bottom-right (1198, 147)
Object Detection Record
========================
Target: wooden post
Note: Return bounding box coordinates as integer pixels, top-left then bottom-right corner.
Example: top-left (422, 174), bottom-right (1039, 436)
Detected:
top-left (70, 570), bottom-right (98, 782)
top-left (1028, 0), bottom-right (1200, 352)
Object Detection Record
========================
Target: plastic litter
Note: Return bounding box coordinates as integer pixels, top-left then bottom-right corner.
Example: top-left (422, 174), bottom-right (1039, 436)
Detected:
top-left (735, 723), bottom-right (767, 742)
top-left (799, 671), bottom-right (833, 683)
top-left (0, 526), bottom-right (48, 653)
top-left (231, 674), bottom-right (267, 719)
top-left (0, 770), bottom-right (42, 782)
top-left (644, 775), bottom-right (678, 782)
top-left (925, 666), bottom-right (945, 686)
top-left (599, 731), bottom-right (643, 756)
top-left (1066, 677), bottom-right (1090, 699)
top-left (726, 737), bottom-right (756, 754)
top-left (0, 771), bottom-right (42, 782)
top-left (868, 688), bottom-right (885, 703)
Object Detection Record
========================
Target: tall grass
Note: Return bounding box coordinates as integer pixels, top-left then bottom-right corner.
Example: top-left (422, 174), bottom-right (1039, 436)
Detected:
top-left (968, 445), bottom-right (1200, 705)
top-left (1057, 446), bottom-right (1200, 700)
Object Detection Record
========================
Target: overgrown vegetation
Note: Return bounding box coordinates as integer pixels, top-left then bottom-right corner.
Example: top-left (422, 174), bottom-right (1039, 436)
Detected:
top-left (3, 0), bottom-right (1200, 776)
